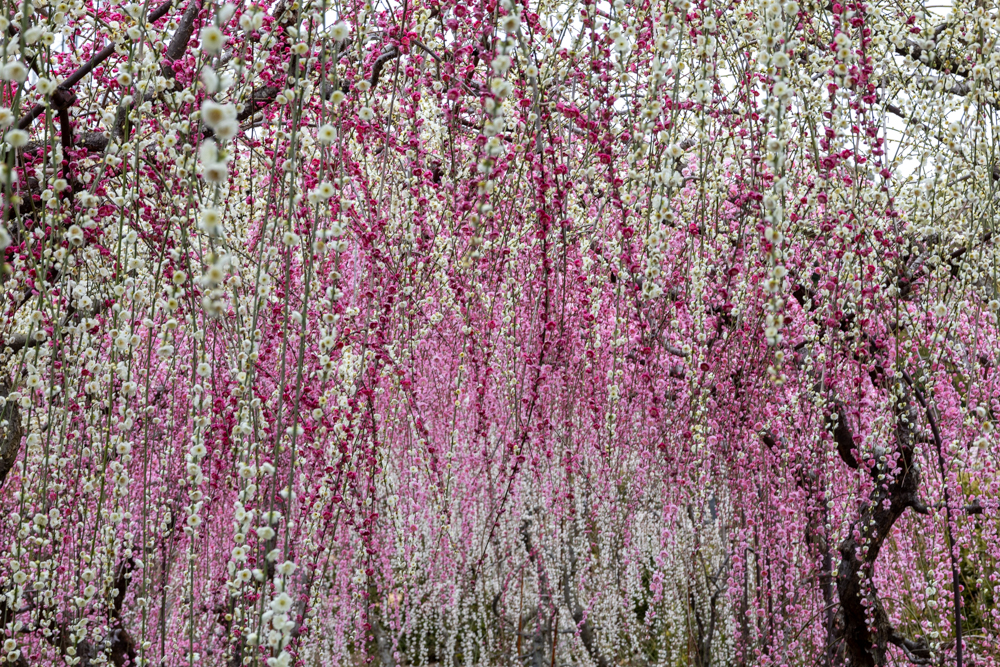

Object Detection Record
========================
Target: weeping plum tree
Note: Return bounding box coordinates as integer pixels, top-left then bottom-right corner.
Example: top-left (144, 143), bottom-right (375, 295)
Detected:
top-left (0, 0), bottom-right (999, 664)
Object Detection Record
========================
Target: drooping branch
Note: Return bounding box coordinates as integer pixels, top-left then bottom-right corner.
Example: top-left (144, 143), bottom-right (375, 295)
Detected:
top-left (759, 428), bottom-right (839, 665)
top-left (116, 0), bottom-right (200, 139)
top-left (834, 383), bottom-right (933, 667)
top-left (364, 580), bottom-right (397, 667)
top-left (886, 102), bottom-right (1000, 181)
top-left (18, 0), bottom-right (175, 130)
top-left (0, 383), bottom-right (23, 491)
top-left (5, 299), bottom-right (109, 356)
top-left (12, 553), bottom-right (139, 666)
top-left (901, 370), bottom-right (966, 667)
top-left (161, 0), bottom-right (201, 78)
top-left (520, 518), bottom-right (555, 667)
top-left (895, 37), bottom-right (971, 79)
top-left (561, 532), bottom-right (610, 667)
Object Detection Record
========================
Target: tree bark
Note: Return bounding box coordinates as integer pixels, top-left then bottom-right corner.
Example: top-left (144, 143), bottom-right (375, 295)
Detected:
top-left (834, 384), bottom-right (932, 667)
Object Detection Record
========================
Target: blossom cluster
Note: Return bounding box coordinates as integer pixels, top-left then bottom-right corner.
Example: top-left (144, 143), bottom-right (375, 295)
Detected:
top-left (0, 0), bottom-right (998, 665)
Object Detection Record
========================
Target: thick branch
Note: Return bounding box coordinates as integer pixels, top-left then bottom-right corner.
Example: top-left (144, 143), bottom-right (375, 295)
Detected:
top-left (901, 370), bottom-right (965, 667)
top-left (18, 0), bottom-right (175, 130)
top-left (910, 499), bottom-right (985, 516)
top-left (236, 86), bottom-right (281, 123)
top-left (162, 0), bottom-right (201, 76)
top-left (116, 1), bottom-right (199, 139)
top-left (826, 402), bottom-right (859, 469)
top-left (759, 428), bottom-right (838, 663)
top-left (520, 519), bottom-right (555, 667)
top-left (370, 46), bottom-right (400, 89)
top-left (653, 332), bottom-right (688, 358)
top-left (890, 631), bottom-right (933, 665)
top-left (51, 87), bottom-right (78, 155)
top-left (895, 28), bottom-right (971, 79)
top-left (835, 385), bottom-right (932, 666)
top-left (49, 556), bottom-right (137, 666)
top-left (886, 103), bottom-right (1000, 181)
top-left (889, 41), bottom-right (997, 106)
top-left (562, 535), bottom-right (610, 667)
top-left (0, 383), bottom-right (23, 491)
top-left (6, 298), bottom-right (110, 355)
top-left (112, 556), bottom-right (136, 620)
